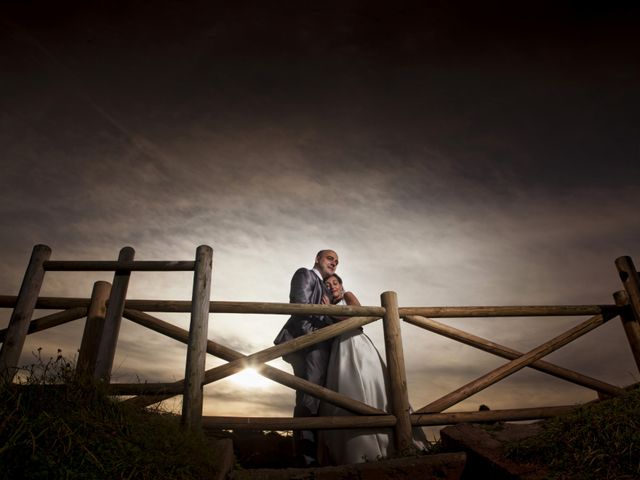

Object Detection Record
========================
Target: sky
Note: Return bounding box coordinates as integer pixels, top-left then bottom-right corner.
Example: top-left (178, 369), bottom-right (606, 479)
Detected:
top-left (1, 1), bottom-right (639, 434)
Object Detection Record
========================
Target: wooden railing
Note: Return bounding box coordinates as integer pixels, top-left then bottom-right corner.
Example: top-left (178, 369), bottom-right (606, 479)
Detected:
top-left (1, 245), bottom-right (640, 454)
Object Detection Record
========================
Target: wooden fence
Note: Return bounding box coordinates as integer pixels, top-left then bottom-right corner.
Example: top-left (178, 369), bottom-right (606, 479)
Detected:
top-left (1, 244), bottom-right (640, 454)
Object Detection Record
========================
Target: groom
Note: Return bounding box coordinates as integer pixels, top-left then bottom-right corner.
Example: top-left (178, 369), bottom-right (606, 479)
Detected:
top-left (274, 249), bottom-right (339, 466)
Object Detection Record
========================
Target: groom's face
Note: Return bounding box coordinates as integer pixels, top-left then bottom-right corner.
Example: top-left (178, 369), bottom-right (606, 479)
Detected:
top-left (315, 250), bottom-right (339, 279)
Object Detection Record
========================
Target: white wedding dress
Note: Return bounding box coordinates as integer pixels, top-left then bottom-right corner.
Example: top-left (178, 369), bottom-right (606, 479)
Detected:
top-left (319, 300), bottom-right (428, 464)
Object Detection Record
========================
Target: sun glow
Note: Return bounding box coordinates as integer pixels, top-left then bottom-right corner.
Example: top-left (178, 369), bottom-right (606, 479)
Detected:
top-left (230, 368), bottom-right (271, 389)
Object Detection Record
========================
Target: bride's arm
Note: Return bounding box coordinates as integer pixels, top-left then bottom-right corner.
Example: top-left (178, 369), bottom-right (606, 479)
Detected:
top-left (330, 291), bottom-right (361, 322)
top-left (343, 291), bottom-right (361, 306)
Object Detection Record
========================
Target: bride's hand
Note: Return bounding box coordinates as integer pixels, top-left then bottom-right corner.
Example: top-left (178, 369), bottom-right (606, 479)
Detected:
top-left (321, 294), bottom-right (331, 305)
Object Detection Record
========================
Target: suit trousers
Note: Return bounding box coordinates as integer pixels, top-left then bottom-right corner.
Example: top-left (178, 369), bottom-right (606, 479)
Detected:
top-left (288, 345), bottom-right (330, 463)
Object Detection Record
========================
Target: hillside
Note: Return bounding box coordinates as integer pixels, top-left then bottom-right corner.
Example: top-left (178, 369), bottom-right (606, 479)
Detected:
top-left (1, 354), bottom-right (638, 479)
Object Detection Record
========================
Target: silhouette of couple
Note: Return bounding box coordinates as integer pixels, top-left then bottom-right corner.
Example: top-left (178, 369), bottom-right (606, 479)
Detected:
top-left (274, 250), bottom-right (427, 466)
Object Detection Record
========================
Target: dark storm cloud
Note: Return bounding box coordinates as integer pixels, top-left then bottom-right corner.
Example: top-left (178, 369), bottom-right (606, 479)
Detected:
top-left (1, 1), bottom-right (639, 422)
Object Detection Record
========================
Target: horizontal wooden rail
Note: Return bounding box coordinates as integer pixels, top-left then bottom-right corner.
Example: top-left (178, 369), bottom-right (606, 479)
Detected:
top-left (202, 414), bottom-right (397, 430)
top-left (399, 305), bottom-right (620, 317)
top-left (404, 314), bottom-right (625, 397)
top-left (119, 309), bottom-right (385, 415)
top-left (43, 261), bottom-right (195, 271)
top-left (0, 296), bottom-right (91, 309)
top-left (0, 295), bottom-right (623, 318)
top-left (412, 405), bottom-right (578, 426)
top-left (199, 405), bottom-right (579, 430)
top-left (0, 307), bottom-right (87, 343)
top-left (0, 296), bottom-right (385, 316)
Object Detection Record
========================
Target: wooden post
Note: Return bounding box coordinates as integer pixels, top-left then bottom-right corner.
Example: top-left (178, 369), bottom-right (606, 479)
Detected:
top-left (93, 247), bottom-right (135, 382)
top-left (0, 244), bottom-right (51, 383)
top-left (614, 290), bottom-right (640, 373)
top-left (76, 281), bottom-right (111, 378)
top-left (616, 256), bottom-right (640, 322)
top-left (381, 291), bottom-right (414, 454)
top-left (182, 245), bottom-right (213, 430)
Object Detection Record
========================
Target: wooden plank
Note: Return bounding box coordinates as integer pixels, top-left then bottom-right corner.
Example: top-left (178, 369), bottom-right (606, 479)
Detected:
top-left (201, 414), bottom-right (396, 431)
top-left (417, 312), bottom-right (615, 414)
top-left (404, 314), bottom-right (624, 397)
top-left (200, 314), bottom-right (378, 385)
top-left (43, 260), bottom-right (195, 271)
top-left (399, 305), bottom-right (617, 317)
top-left (616, 256), bottom-right (640, 323)
top-left (0, 296), bottom-right (91, 309)
top-left (121, 309), bottom-right (385, 414)
top-left (76, 281), bottom-right (111, 378)
top-left (93, 247), bottom-right (135, 382)
top-left (411, 405), bottom-right (578, 426)
top-left (0, 307), bottom-right (87, 343)
top-left (381, 291), bottom-right (414, 454)
top-left (0, 244), bottom-right (51, 382)
top-left (0, 296), bottom-right (387, 316)
top-left (0, 295), bottom-right (621, 318)
top-left (198, 404), bottom-right (579, 430)
top-left (614, 290), bottom-right (640, 373)
top-left (121, 300), bottom-right (384, 316)
top-left (182, 245), bottom-right (213, 430)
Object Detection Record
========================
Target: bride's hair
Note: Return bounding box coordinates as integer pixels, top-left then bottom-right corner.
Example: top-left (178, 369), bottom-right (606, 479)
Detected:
top-left (328, 273), bottom-right (343, 285)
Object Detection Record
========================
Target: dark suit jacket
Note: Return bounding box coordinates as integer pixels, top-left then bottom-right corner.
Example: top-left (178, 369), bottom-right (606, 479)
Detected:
top-left (273, 267), bottom-right (333, 345)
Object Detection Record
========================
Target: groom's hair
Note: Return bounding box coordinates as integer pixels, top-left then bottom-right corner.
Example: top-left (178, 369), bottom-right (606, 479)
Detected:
top-left (315, 249), bottom-right (332, 260)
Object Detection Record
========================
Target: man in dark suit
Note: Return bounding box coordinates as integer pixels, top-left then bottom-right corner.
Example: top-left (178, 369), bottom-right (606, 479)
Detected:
top-left (274, 249), bottom-right (339, 466)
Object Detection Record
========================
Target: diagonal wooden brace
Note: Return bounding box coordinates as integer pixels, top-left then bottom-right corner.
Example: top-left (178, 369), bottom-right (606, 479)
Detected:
top-left (417, 312), bottom-right (616, 414)
top-left (404, 314), bottom-right (624, 397)
top-left (201, 314), bottom-right (378, 385)
top-left (119, 309), bottom-right (385, 415)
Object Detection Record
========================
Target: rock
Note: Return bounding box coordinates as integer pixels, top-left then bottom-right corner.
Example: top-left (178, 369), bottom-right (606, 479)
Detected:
top-left (229, 452), bottom-right (467, 480)
top-left (440, 422), bottom-right (546, 479)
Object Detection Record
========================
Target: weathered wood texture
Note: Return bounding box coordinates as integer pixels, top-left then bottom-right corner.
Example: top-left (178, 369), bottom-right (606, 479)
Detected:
top-left (382, 291), bottom-right (415, 454)
top-left (182, 245), bottom-right (213, 430)
top-left (120, 309), bottom-right (385, 414)
top-left (0, 296), bottom-right (387, 317)
top-left (201, 314), bottom-right (378, 386)
top-left (199, 405), bottom-right (578, 431)
top-left (614, 290), bottom-right (640, 373)
top-left (418, 312), bottom-right (615, 413)
top-left (202, 414), bottom-right (396, 430)
top-left (616, 256), bottom-right (640, 323)
top-left (0, 308), bottom-right (87, 343)
top-left (0, 244), bottom-right (51, 382)
top-left (398, 305), bottom-right (618, 317)
top-left (44, 260), bottom-right (195, 271)
top-left (404, 314), bottom-right (624, 397)
top-left (93, 247), bottom-right (135, 382)
top-left (412, 405), bottom-right (578, 426)
top-left (76, 281), bottom-right (111, 377)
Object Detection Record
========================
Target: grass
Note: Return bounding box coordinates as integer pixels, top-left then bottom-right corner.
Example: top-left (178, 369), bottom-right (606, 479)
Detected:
top-left (0, 350), bottom-right (224, 480)
top-left (3, 349), bottom-right (638, 479)
top-left (505, 385), bottom-right (640, 480)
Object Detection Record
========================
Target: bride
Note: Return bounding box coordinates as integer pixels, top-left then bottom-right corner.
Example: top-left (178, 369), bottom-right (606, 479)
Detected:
top-left (318, 274), bottom-right (428, 464)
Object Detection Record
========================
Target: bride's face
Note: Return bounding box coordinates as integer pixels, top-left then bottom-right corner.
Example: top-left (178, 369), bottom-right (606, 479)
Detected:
top-left (325, 276), bottom-right (344, 303)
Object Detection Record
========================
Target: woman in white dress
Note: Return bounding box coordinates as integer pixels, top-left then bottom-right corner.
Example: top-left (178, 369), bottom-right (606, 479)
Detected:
top-left (318, 274), bottom-right (428, 465)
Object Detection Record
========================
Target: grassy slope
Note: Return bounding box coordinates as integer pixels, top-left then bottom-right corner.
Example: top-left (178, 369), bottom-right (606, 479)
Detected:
top-left (505, 386), bottom-right (640, 480)
top-left (2, 353), bottom-right (638, 479)
top-left (0, 354), bottom-right (224, 480)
